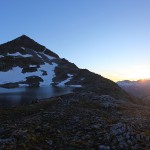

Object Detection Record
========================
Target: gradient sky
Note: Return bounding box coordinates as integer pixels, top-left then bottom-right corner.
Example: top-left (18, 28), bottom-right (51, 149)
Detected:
top-left (0, 0), bottom-right (150, 82)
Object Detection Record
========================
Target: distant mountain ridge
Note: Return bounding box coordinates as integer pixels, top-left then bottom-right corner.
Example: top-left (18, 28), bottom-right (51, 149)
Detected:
top-left (0, 35), bottom-right (132, 100)
top-left (117, 79), bottom-right (150, 98)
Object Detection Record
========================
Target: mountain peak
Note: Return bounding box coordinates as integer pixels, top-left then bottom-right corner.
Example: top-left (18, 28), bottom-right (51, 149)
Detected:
top-left (18, 35), bottom-right (32, 40)
top-left (15, 35), bottom-right (36, 43)
top-left (0, 35), bottom-right (59, 58)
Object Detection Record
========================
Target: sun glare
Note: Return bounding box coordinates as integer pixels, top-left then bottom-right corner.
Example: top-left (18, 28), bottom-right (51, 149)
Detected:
top-left (102, 66), bottom-right (150, 82)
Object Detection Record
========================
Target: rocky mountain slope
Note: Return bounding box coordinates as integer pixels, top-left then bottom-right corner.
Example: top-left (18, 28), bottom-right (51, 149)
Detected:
top-left (0, 35), bottom-right (131, 100)
top-left (117, 79), bottom-right (150, 98)
top-left (1, 35), bottom-right (150, 149)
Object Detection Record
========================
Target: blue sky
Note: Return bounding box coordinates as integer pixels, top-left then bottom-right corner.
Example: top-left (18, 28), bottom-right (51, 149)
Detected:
top-left (0, 0), bottom-right (150, 81)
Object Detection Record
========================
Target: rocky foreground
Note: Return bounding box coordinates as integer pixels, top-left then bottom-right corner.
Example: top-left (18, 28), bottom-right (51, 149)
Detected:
top-left (0, 92), bottom-right (150, 150)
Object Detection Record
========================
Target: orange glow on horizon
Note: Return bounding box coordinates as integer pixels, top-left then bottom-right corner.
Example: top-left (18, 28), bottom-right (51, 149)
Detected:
top-left (99, 65), bottom-right (150, 82)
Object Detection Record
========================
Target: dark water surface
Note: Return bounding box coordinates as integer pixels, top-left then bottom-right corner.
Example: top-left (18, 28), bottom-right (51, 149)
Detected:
top-left (0, 86), bottom-right (73, 107)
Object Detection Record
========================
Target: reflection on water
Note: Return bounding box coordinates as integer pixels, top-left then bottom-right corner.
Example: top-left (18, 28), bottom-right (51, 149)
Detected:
top-left (0, 86), bottom-right (73, 107)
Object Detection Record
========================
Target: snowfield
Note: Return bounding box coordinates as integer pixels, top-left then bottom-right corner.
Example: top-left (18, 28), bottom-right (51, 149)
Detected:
top-left (0, 63), bottom-right (57, 86)
top-left (40, 63), bottom-right (57, 86)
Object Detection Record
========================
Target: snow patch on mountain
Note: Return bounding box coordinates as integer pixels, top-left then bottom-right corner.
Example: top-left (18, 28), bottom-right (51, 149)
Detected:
top-left (56, 74), bottom-right (82, 87)
top-left (37, 54), bottom-right (43, 59)
top-left (43, 53), bottom-right (55, 60)
top-left (39, 52), bottom-right (55, 60)
top-left (19, 84), bottom-right (29, 87)
top-left (40, 63), bottom-right (57, 86)
top-left (29, 65), bottom-right (37, 67)
top-left (69, 85), bottom-right (82, 88)
top-left (7, 52), bottom-right (32, 57)
top-left (0, 66), bottom-right (27, 84)
top-left (21, 47), bottom-right (25, 50)
top-left (0, 63), bottom-right (57, 86)
top-left (57, 74), bottom-right (73, 87)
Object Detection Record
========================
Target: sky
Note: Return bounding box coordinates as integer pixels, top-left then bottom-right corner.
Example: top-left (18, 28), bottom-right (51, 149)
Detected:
top-left (0, 0), bottom-right (150, 82)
